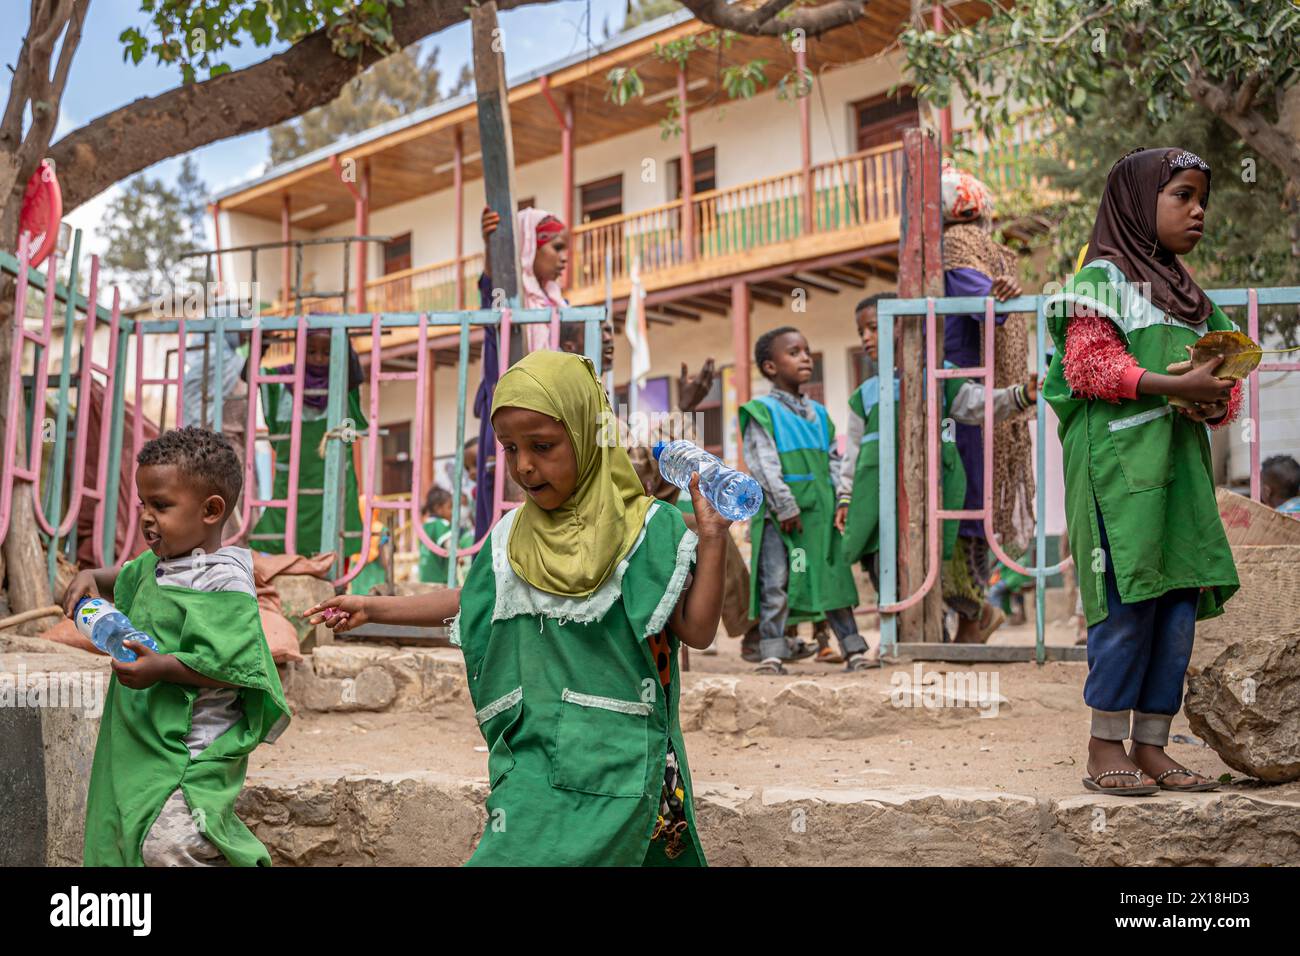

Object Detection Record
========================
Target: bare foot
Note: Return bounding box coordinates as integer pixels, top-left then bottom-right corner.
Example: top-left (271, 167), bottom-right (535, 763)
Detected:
top-left (1087, 736), bottom-right (1156, 790)
top-left (1129, 742), bottom-right (1211, 788)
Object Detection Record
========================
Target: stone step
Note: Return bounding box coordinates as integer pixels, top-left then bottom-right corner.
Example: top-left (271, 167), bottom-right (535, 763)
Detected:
top-left (236, 769), bottom-right (1300, 867)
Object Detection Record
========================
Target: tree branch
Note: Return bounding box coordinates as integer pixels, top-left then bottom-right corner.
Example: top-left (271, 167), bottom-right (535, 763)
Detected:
top-left (679, 0), bottom-right (869, 38)
top-left (46, 0), bottom-right (547, 213)
top-left (1185, 57), bottom-right (1300, 194)
top-left (1234, 68), bottom-right (1265, 116)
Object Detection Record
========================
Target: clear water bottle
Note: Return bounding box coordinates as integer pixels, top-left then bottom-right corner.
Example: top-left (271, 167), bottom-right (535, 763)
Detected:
top-left (653, 439), bottom-right (763, 521)
top-left (74, 597), bottom-right (160, 663)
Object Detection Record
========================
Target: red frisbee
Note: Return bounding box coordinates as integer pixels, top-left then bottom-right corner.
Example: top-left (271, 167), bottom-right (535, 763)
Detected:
top-left (20, 159), bottom-right (62, 268)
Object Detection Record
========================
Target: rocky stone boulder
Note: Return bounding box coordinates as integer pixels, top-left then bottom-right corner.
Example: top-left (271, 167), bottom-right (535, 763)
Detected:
top-left (273, 574), bottom-right (335, 645)
top-left (1185, 629), bottom-right (1300, 783)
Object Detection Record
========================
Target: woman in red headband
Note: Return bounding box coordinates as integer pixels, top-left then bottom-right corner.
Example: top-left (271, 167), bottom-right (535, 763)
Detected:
top-left (480, 206), bottom-right (569, 352)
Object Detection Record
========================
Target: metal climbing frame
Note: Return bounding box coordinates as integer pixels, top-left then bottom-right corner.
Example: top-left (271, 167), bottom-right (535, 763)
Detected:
top-left (874, 287), bottom-right (1300, 663)
top-left (1, 229), bottom-right (605, 591)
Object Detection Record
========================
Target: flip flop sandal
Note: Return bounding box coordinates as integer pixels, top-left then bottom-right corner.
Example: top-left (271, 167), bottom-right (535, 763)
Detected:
top-left (1154, 768), bottom-right (1221, 793)
top-left (845, 653), bottom-right (883, 671)
top-left (815, 646), bottom-right (844, 664)
top-left (754, 658), bottom-right (787, 675)
top-left (1082, 771), bottom-right (1159, 796)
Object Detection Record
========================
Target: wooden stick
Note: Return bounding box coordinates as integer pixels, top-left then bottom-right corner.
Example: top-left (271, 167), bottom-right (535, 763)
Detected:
top-left (0, 604), bottom-right (64, 631)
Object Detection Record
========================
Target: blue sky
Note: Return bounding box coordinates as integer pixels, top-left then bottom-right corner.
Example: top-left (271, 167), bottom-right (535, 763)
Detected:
top-left (4, 0), bottom-right (633, 254)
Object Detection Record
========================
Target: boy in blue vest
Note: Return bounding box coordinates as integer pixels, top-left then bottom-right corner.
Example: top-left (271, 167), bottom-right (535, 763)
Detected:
top-left (740, 327), bottom-right (875, 674)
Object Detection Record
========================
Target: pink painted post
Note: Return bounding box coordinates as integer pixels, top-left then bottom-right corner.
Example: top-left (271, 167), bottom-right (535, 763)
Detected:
top-left (1248, 288), bottom-right (1261, 502)
top-left (0, 235), bottom-right (35, 541)
top-left (548, 306), bottom-right (561, 349)
top-left (25, 249), bottom-right (60, 535)
top-left (281, 317), bottom-right (308, 556)
top-left (331, 313), bottom-right (385, 587)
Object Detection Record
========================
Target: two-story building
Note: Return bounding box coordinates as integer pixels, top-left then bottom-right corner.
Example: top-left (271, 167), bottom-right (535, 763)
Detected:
top-left (211, 6), bottom-right (1038, 499)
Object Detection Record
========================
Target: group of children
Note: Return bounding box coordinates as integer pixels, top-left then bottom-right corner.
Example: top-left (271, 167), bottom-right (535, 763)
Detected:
top-left (64, 144), bottom-right (1245, 867)
top-left (737, 296), bottom-right (1038, 675)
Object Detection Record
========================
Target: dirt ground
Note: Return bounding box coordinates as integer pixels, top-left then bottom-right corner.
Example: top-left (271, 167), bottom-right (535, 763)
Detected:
top-left (251, 614), bottom-right (1297, 804)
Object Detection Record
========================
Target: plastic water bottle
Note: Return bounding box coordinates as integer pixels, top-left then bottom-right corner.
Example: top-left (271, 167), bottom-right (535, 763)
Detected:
top-left (653, 440), bottom-right (764, 521)
top-left (73, 597), bottom-right (160, 663)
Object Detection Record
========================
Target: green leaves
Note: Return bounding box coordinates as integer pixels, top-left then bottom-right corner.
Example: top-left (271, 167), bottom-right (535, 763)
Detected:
top-left (120, 0), bottom-right (406, 76)
top-left (721, 59), bottom-right (769, 100)
top-left (606, 67), bottom-right (645, 106)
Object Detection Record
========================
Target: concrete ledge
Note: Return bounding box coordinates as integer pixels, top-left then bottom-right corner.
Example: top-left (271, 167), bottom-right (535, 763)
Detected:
top-left (238, 771), bottom-right (1300, 867)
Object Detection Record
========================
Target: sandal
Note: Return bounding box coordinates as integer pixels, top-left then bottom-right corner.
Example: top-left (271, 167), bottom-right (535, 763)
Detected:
top-left (845, 652), bottom-right (882, 672)
top-left (754, 658), bottom-right (787, 675)
top-left (815, 646), bottom-right (844, 664)
top-left (1082, 771), bottom-right (1158, 796)
top-left (1154, 768), bottom-right (1221, 793)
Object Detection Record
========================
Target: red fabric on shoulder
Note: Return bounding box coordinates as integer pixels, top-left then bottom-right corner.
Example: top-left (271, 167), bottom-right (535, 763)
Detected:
top-left (1063, 312), bottom-right (1139, 403)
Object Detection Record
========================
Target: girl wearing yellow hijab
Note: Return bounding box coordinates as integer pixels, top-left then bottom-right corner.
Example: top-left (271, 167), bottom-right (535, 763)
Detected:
top-left (312, 350), bottom-right (730, 865)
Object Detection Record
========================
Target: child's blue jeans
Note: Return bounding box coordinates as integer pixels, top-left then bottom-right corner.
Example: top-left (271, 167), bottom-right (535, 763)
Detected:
top-left (1085, 518), bottom-right (1198, 746)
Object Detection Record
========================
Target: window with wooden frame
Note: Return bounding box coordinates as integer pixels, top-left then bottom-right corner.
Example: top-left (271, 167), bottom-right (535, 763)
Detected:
top-left (804, 351), bottom-right (827, 407)
top-left (668, 147), bottom-right (718, 200)
top-left (579, 174), bottom-right (623, 223)
top-left (853, 88), bottom-right (919, 152)
top-left (380, 421), bottom-right (412, 495)
top-left (382, 233), bottom-right (412, 275)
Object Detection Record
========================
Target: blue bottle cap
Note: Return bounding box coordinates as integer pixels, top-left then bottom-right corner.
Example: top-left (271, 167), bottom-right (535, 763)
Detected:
top-left (652, 440), bottom-right (668, 461)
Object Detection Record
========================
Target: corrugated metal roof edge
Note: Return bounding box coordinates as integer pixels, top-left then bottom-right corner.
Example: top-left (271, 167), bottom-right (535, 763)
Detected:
top-left (210, 9), bottom-right (697, 205)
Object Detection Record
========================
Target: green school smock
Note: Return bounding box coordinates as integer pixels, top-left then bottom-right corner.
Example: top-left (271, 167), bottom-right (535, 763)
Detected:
top-left (1043, 259), bottom-right (1239, 626)
top-left (252, 381), bottom-right (366, 557)
top-left (83, 549), bottom-right (291, 866)
top-left (417, 516), bottom-right (474, 585)
top-left (740, 394), bottom-right (860, 622)
top-left (841, 372), bottom-right (967, 565)
top-left (451, 501), bottom-right (702, 866)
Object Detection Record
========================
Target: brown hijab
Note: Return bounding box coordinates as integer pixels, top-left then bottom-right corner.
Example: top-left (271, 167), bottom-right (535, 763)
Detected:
top-left (1085, 147), bottom-right (1213, 325)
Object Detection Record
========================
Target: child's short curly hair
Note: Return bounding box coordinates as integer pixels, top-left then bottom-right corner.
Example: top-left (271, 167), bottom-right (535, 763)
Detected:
top-left (137, 426), bottom-right (242, 515)
top-left (754, 326), bottom-right (802, 379)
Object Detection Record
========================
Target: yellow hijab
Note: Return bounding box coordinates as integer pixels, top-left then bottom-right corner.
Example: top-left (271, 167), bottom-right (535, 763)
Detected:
top-left (490, 350), bottom-right (653, 598)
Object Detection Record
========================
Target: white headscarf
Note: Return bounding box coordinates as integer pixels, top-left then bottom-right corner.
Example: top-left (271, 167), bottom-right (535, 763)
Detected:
top-left (516, 207), bottom-right (568, 352)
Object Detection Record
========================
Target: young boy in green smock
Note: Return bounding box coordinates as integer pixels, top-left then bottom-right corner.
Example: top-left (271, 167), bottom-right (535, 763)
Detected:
top-left (1044, 147), bottom-right (1240, 795)
top-left (63, 427), bottom-right (290, 865)
top-left (417, 485), bottom-right (474, 585)
top-left (740, 327), bottom-right (875, 674)
top-left (836, 294), bottom-right (1035, 636)
top-left (308, 350), bottom-right (730, 866)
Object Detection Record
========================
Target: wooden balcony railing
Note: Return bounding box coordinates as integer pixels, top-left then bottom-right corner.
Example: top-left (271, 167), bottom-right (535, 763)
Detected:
top-left (570, 142), bottom-right (907, 292)
top-left (261, 128), bottom-right (1048, 316)
top-left (365, 252), bottom-right (484, 314)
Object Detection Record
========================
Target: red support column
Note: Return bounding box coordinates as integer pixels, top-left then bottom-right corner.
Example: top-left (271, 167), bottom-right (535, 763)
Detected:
top-left (454, 126), bottom-right (465, 309)
top-left (422, 352), bottom-right (436, 503)
top-left (356, 159), bottom-right (371, 313)
top-left (678, 66), bottom-right (695, 262)
top-left (731, 279), bottom-right (750, 409)
top-left (797, 46), bottom-right (814, 235)
top-left (280, 193), bottom-right (291, 307)
top-left (540, 76), bottom-right (576, 289)
top-left (562, 93), bottom-right (575, 289)
top-left (209, 202), bottom-right (224, 291)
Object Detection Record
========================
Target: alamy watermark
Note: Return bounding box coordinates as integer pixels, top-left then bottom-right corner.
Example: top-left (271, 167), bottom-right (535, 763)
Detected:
top-left (889, 663), bottom-right (1002, 718)
top-left (597, 406), bottom-right (708, 450)
top-left (0, 664), bottom-right (107, 718)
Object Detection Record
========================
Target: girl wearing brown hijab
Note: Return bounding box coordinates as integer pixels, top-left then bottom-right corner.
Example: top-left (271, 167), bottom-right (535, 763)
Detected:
top-left (1043, 147), bottom-right (1242, 796)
